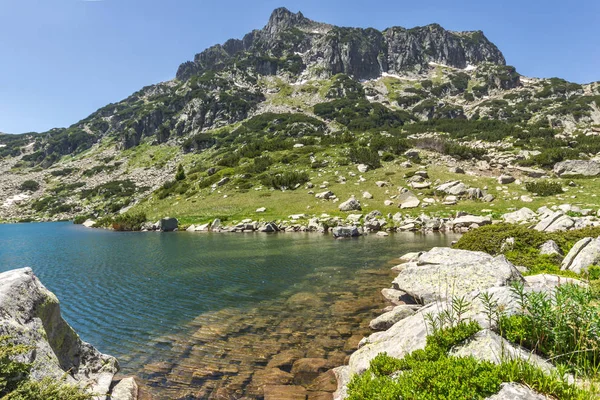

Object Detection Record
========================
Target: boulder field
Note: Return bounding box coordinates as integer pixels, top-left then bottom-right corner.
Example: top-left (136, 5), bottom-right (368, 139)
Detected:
top-left (332, 247), bottom-right (589, 400)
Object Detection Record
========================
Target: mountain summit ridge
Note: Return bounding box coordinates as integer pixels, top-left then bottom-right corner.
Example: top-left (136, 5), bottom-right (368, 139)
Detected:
top-left (176, 7), bottom-right (505, 82)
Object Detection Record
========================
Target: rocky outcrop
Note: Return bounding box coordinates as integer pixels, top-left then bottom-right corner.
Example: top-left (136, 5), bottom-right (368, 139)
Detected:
top-left (391, 248), bottom-right (522, 304)
top-left (554, 160), bottom-right (600, 177)
top-left (332, 226), bottom-right (360, 238)
top-left (0, 268), bottom-right (119, 399)
top-left (158, 217), bottom-right (179, 232)
top-left (177, 8), bottom-right (506, 82)
top-left (561, 237), bottom-right (600, 273)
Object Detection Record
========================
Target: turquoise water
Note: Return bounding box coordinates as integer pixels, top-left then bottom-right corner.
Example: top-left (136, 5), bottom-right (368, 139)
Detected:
top-left (0, 222), bottom-right (457, 398)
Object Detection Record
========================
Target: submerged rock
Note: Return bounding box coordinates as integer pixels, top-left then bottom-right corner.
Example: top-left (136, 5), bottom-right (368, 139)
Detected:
top-left (332, 226), bottom-right (360, 238)
top-left (0, 268), bottom-right (119, 399)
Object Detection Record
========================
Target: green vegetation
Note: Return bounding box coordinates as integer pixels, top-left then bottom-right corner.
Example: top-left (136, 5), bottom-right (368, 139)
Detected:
top-left (525, 181), bottom-right (564, 196)
top-left (261, 171), bottom-right (309, 190)
top-left (18, 180), bottom-right (40, 192)
top-left (499, 282), bottom-right (599, 376)
top-left (455, 224), bottom-right (600, 277)
top-left (0, 336), bottom-right (91, 399)
top-left (96, 212), bottom-right (147, 231)
top-left (314, 99), bottom-right (411, 131)
top-left (175, 164), bottom-right (186, 181)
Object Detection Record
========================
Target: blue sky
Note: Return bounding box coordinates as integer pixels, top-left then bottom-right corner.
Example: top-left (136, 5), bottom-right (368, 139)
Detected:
top-left (1, 0), bottom-right (598, 134)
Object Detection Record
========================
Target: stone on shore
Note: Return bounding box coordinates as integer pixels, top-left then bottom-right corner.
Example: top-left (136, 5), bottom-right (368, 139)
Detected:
top-left (392, 248), bottom-right (522, 304)
top-left (159, 217), bottom-right (179, 232)
top-left (534, 212), bottom-right (574, 232)
top-left (397, 191), bottom-right (420, 209)
top-left (369, 305), bottom-right (421, 331)
top-left (82, 219), bottom-right (96, 228)
top-left (339, 196), bottom-right (362, 212)
top-left (0, 268), bottom-right (119, 399)
top-left (111, 377), bottom-right (139, 400)
top-left (436, 181), bottom-right (468, 196)
top-left (502, 207), bottom-right (536, 224)
top-left (332, 226), bottom-right (360, 238)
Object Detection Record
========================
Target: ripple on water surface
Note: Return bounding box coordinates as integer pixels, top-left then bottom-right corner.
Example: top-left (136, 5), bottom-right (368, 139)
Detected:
top-left (0, 222), bottom-right (458, 399)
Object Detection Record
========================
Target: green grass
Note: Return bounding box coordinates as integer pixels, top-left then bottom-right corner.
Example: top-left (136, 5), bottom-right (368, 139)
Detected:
top-left (121, 142), bottom-right (178, 169)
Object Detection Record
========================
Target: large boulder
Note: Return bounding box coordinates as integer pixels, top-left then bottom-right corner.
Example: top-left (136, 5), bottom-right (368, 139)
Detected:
top-left (436, 181), bottom-right (468, 196)
top-left (0, 268), bottom-right (119, 399)
top-left (554, 160), bottom-right (600, 177)
top-left (397, 191), bottom-right (420, 209)
top-left (158, 217), bottom-right (179, 232)
top-left (332, 226), bottom-right (360, 238)
top-left (450, 215), bottom-right (492, 228)
top-left (485, 383), bottom-right (547, 400)
top-left (534, 211), bottom-right (574, 232)
top-left (369, 305), bottom-right (421, 331)
top-left (561, 237), bottom-right (600, 274)
top-left (502, 207), bottom-right (536, 224)
top-left (391, 248), bottom-right (522, 304)
top-left (338, 196), bottom-right (362, 212)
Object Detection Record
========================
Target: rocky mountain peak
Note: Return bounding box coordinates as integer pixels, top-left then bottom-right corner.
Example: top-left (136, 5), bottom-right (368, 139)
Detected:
top-left (264, 7), bottom-right (309, 34)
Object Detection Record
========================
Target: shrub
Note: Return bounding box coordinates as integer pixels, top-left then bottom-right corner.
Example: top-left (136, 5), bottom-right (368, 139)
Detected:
top-left (73, 215), bottom-right (90, 224)
top-left (348, 147), bottom-right (381, 168)
top-left (261, 171), bottom-right (309, 190)
top-left (96, 212), bottom-right (147, 231)
top-left (0, 336), bottom-right (91, 399)
top-left (175, 164), bottom-right (186, 181)
top-left (19, 180), bottom-right (40, 192)
top-left (525, 181), bottom-right (563, 196)
top-left (499, 283), bottom-right (600, 376)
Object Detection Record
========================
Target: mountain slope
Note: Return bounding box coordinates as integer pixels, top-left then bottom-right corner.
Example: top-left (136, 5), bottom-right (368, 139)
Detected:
top-left (1, 8), bottom-right (600, 224)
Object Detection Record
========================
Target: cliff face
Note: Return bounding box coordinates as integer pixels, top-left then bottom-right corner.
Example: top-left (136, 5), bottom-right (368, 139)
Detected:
top-left (176, 8), bottom-right (505, 81)
top-left (0, 268), bottom-right (119, 399)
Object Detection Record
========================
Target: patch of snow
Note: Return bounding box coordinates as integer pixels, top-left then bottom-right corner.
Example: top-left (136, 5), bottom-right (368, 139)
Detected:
top-left (429, 61), bottom-right (454, 69)
top-left (464, 64), bottom-right (476, 71)
top-left (0, 144), bottom-right (6, 148)
top-left (2, 194), bottom-right (29, 208)
top-left (291, 79), bottom-right (309, 86)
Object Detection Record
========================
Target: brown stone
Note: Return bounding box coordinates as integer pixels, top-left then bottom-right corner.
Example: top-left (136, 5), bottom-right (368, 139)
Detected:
top-left (291, 358), bottom-right (335, 386)
top-left (308, 370), bottom-right (338, 392)
top-left (267, 349), bottom-right (306, 370)
top-left (307, 392), bottom-right (334, 400)
top-left (251, 368), bottom-right (294, 387)
top-left (264, 385), bottom-right (307, 400)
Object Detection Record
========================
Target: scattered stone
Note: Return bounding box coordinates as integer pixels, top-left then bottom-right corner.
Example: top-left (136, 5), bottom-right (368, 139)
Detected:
top-left (315, 191), bottom-right (334, 200)
top-left (485, 383), bottom-right (546, 400)
top-left (520, 195), bottom-right (533, 203)
top-left (339, 196), bottom-right (362, 212)
top-left (375, 181), bottom-right (387, 187)
top-left (256, 207), bottom-right (267, 213)
top-left (482, 194), bottom-right (495, 202)
top-left (436, 181), bottom-right (468, 196)
top-left (357, 164), bottom-right (369, 173)
top-left (498, 175), bottom-right (515, 184)
top-left (376, 231), bottom-right (389, 237)
top-left (384, 200), bottom-right (395, 206)
top-left (398, 191), bottom-right (420, 209)
top-left (534, 212), bottom-right (575, 232)
top-left (369, 305), bottom-right (420, 331)
top-left (362, 191), bottom-right (373, 199)
top-left (82, 219), bottom-right (96, 228)
top-left (111, 377), bottom-right (138, 400)
top-left (449, 166), bottom-right (465, 174)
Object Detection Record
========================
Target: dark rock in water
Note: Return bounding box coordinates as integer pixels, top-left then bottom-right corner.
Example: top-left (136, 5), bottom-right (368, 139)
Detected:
top-left (0, 268), bottom-right (119, 399)
top-left (332, 226), bottom-right (360, 238)
top-left (159, 217), bottom-right (179, 232)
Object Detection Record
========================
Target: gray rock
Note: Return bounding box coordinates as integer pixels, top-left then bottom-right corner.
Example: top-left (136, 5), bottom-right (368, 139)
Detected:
top-left (554, 160), bottom-right (600, 177)
top-left (497, 175), bottom-right (515, 184)
top-left (260, 222), bottom-right (279, 233)
top-left (398, 191), bottom-right (420, 209)
top-left (315, 190), bottom-right (335, 200)
top-left (159, 217), bottom-right (179, 232)
top-left (410, 181), bottom-right (431, 190)
top-left (502, 207), bottom-right (536, 224)
top-left (539, 240), bottom-right (563, 257)
top-left (357, 164), bottom-right (369, 173)
top-left (186, 225), bottom-right (196, 232)
top-left (216, 177), bottom-right (230, 186)
top-left (369, 305), bottom-right (421, 331)
top-left (111, 377), bottom-right (138, 400)
top-left (0, 268), bottom-right (119, 399)
top-left (466, 187), bottom-right (484, 199)
top-left (485, 383), bottom-right (547, 400)
top-left (515, 166), bottom-right (546, 178)
top-left (82, 219), bottom-right (96, 228)
top-left (332, 226), bottom-right (360, 238)
top-left (436, 181), bottom-right (468, 196)
top-left (362, 191), bottom-right (373, 199)
top-left (339, 196), bottom-right (362, 212)
top-left (392, 248), bottom-right (522, 304)
top-left (534, 211), bottom-right (574, 232)
top-left (482, 194), bottom-right (495, 202)
top-left (561, 237), bottom-right (600, 274)
top-left (451, 329), bottom-right (554, 372)
top-left (449, 166), bottom-right (465, 174)
top-left (210, 218), bottom-right (221, 230)
top-left (451, 215), bottom-right (492, 228)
